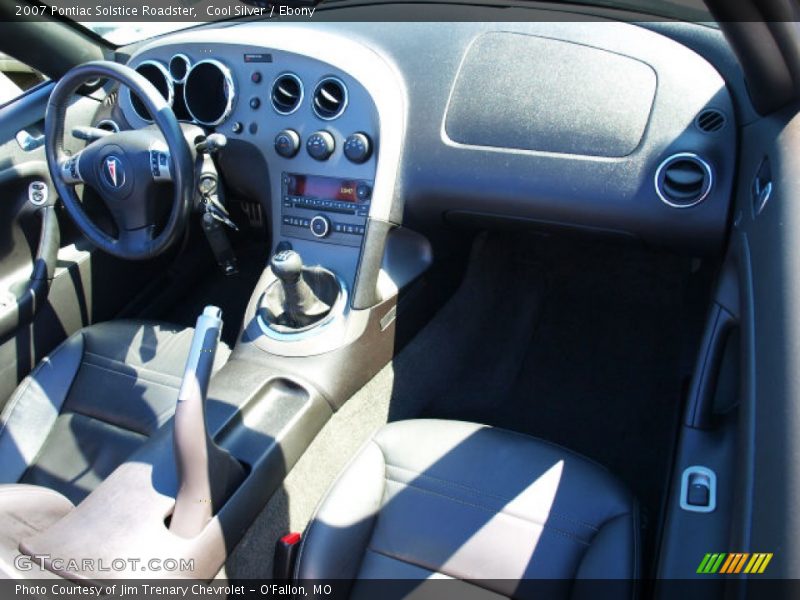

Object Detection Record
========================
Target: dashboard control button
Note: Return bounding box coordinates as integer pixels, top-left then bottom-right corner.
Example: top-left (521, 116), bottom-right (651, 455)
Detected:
top-left (344, 132), bottom-right (372, 163)
top-left (249, 97), bottom-right (261, 110)
top-left (306, 131), bottom-right (335, 161)
top-left (248, 122), bottom-right (258, 134)
top-left (275, 129), bottom-right (300, 158)
top-left (251, 71), bottom-right (262, 84)
top-left (231, 121), bottom-right (243, 134)
top-left (310, 215), bottom-right (331, 238)
top-left (356, 183), bottom-right (372, 200)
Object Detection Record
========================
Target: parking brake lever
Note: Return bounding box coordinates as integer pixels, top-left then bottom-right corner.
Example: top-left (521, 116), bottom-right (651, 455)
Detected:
top-left (170, 306), bottom-right (245, 538)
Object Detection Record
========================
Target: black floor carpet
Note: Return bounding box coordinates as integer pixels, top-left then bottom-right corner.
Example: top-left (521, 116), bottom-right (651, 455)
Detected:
top-left (388, 232), bottom-right (709, 567)
top-left (163, 242), bottom-right (269, 347)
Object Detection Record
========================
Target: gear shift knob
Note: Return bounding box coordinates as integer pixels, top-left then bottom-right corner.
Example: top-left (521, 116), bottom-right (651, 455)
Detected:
top-left (265, 249), bottom-right (338, 329)
top-left (270, 249), bottom-right (303, 284)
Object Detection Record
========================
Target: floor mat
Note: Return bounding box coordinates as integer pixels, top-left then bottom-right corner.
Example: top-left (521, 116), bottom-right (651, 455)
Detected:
top-left (388, 232), bottom-right (708, 563)
top-left (388, 233), bottom-right (547, 421)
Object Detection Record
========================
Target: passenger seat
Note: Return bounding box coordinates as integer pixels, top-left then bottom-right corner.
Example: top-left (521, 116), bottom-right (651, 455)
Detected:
top-left (295, 419), bottom-right (638, 596)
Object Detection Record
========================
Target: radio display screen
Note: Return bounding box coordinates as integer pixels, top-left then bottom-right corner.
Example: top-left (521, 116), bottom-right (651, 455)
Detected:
top-left (287, 174), bottom-right (359, 203)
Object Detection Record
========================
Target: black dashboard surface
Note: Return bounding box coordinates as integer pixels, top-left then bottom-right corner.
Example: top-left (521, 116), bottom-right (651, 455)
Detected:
top-left (118, 17), bottom-right (738, 256)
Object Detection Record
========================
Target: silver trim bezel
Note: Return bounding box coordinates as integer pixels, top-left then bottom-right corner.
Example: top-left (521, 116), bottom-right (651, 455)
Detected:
top-left (271, 72), bottom-right (304, 116)
top-left (169, 53), bottom-right (192, 84)
top-left (679, 465), bottom-right (717, 513)
top-left (654, 152), bottom-right (714, 209)
top-left (256, 275), bottom-right (349, 342)
top-left (312, 76), bottom-right (348, 121)
top-left (96, 119), bottom-right (121, 133)
top-left (132, 25), bottom-right (406, 224)
top-left (183, 59), bottom-right (236, 127)
top-left (28, 181), bottom-right (49, 206)
top-left (309, 215), bottom-right (331, 238)
top-left (128, 60), bottom-right (174, 122)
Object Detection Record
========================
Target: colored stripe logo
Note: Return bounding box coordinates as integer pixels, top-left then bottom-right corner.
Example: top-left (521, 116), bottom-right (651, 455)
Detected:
top-left (697, 553), bottom-right (773, 574)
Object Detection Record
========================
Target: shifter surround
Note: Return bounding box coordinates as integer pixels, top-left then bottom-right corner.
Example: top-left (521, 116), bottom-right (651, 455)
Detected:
top-left (257, 269), bottom-right (349, 340)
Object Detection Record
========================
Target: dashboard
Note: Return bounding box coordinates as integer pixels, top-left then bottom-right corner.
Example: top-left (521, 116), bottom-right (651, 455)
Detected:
top-left (116, 27), bottom-right (406, 299)
top-left (109, 18), bottom-right (737, 300)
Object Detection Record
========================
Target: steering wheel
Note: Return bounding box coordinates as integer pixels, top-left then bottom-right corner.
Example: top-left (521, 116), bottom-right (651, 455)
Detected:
top-left (45, 61), bottom-right (194, 260)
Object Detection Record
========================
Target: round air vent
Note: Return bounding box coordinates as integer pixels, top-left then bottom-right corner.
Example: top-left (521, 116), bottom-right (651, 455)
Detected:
top-left (312, 77), bottom-right (348, 120)
top-left (271, 73), bottom-right (303, 115)
top-left (695, 109), bottom-right (726, 133)
top-left (655, 153), bottom-right (713, 208)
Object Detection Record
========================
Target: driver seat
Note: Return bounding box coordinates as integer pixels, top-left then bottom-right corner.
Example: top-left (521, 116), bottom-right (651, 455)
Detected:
top-left (0, 320), bottom-right (230, 504)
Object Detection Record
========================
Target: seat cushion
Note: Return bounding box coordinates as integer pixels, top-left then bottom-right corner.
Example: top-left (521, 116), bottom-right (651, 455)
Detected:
top-left (295, 420), bottom-right (638, 597)
top-left (0, 484), bottom-right (73, 578)
top-left (0, 320), bottom-right (230, 504)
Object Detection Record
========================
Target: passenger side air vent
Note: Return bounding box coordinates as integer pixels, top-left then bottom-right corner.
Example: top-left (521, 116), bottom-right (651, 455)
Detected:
top-left (312, 77), bottom-right (347, 120)
top-left (271, 73), bottom-right (303, 115)
top-left (655, 153), bottom-right (713, 208)
top-left (695, 109), bottom-right (726, 133)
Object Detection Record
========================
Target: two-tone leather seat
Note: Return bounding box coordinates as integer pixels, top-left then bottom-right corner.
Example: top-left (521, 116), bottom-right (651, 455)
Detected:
top-left (295, 419), bottom-right (638, 597)
top-left (0, 320), bottom-right (229, 504)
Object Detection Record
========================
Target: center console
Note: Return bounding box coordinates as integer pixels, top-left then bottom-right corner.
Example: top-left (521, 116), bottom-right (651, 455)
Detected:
top-left (9, 26), bottom-right (431, 584)
top-left (112, 24), bottom-right (433, 381)
top-left (280, 172), bottom-right (373, 247)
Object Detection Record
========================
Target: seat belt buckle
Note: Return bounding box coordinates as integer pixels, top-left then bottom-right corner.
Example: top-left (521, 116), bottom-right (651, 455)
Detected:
top-left (273, 532), bottom-right (302, 581)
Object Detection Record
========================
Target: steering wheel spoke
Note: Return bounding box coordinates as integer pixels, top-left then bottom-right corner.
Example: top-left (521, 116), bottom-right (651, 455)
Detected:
top-left (118, 225), bottom-right (155, 255)
top-left (58, 152), bottom-right (84, 185)
top-left (149, 143), bottom-right (173, 182)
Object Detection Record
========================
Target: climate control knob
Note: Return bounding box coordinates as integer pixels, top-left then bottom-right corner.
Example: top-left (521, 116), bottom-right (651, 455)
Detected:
top-left (306, 131), bottom-right (335, 161)
top-left (310, 215), bottom-right (331, 238)
top-left (344, 133), bottom-right (372, 164)
top-left (274, 129), bottom-right (300, 158)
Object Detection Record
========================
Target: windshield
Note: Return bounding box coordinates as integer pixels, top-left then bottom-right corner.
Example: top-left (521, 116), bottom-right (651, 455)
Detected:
top-left (49, 0), bottom-right (712, 46)
top-left (80, 22), bottom-right (203, 45)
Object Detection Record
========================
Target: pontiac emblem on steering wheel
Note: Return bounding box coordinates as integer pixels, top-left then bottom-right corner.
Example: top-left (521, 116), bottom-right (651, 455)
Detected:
top-left (103, 156), bottom-right (125, 188)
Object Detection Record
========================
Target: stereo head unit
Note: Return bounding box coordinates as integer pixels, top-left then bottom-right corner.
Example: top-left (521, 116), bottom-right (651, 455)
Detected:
top-left (281, 172), bottom-right (372, 248)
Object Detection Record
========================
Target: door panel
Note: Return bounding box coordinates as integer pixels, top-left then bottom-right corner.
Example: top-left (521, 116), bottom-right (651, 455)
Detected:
top-left (735, 105), bottom-right (800, 580)
top-left (0, 82), bottom-right (178, 407)
top-left (657, 105), bottom-right (800, 587)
